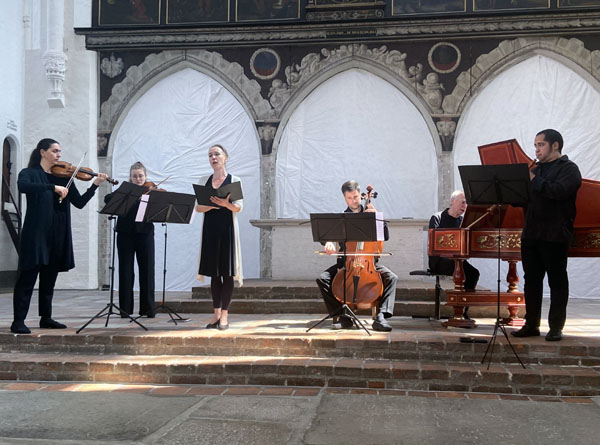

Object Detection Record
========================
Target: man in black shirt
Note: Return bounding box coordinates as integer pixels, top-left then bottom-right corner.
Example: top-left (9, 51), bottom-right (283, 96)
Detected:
top-left (511, 129), bottom-right (582, 341)
top-left (316, 180), bottom-right (397, 332)
top-left (428, 190), bottom-right (480, 319)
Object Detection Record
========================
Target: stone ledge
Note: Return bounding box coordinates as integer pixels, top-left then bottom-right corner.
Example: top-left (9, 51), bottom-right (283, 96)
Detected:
top-left (0, 331), bottom-right (598, 367)
top-left (1, 353), bottom-right (599, 397)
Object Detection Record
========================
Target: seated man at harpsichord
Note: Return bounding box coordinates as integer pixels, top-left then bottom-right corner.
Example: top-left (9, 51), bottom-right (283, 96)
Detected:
top-left (316, 180), bottom-right (397, 332)
top-left (428, 190), bottom-right (480, 319)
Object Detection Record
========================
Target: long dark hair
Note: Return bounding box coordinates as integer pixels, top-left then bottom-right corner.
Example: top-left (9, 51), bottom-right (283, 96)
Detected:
top-left (28, 138), bottom-right (59, 168)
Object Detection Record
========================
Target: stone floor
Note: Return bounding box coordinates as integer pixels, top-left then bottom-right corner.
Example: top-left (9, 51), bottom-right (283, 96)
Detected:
top-left (0, 381), bottom-right (599, 444)
top-left (1, 289), bottom-right (600, 443)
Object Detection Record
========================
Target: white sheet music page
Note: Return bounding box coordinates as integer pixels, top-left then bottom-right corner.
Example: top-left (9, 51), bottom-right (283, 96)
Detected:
top-left (376, 211), bottom-right (385, 241)
top-left (135, 194), bottom-right (149, 222)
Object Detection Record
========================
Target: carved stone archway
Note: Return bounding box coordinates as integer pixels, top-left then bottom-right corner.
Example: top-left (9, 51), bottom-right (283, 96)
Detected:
top-left (268, 44), bottom-right (445, 158)
top-left (99, 49), bottom-right (273, 135)
top-left (443, 37), bottom-right (600, 115)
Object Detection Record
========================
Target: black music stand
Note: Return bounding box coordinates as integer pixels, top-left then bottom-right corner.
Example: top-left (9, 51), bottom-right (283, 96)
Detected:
top-left (77, 182), bottom-right (148, 333)
top-left (307, 212), bottom-right (385, 335)
top-left (137, 190), bottom-right (196, 324)
top-left (459, 163), bottom-right (529, 369)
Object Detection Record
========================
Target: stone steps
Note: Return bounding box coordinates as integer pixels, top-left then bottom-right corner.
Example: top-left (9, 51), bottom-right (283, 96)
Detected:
top-left (1, 329), bottom-right (597, 367)
top-left (187, 281), bottom-right (522, 318)
top-left (192, 283), bottom-right (443, 301)
top-left (167, 298), bottom-right (519, 319)
top-left (1, 352), bottom-right (598, 396)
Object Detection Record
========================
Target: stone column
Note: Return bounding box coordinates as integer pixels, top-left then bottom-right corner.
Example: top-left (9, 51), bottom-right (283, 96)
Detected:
top-left (43, 0), bottom-right (67, 108)
top-left (259, 152), bottom-right (277, 278)
top-left (438, 151), bottom-right (454, 207)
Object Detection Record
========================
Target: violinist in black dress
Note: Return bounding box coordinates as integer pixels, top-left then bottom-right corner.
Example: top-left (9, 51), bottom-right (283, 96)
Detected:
top-left (11, 138), bottom-right (107, 334)
top-left (195, 145), bottom-right (243, 330)
top-left (104, 161), bottom-right (156, 318)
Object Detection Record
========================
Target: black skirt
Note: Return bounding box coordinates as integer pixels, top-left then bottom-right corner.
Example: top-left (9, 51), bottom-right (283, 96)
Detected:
top-left (198, 174), bottom-right (235, 277)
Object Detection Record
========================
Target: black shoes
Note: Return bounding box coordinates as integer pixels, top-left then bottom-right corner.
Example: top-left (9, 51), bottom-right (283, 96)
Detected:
top-left (511, 325), bottom-right (563, 341)
top-left (545, 329), bottom-right (563, 342)
top-left (217, 321), bottom-right (229, 330)
top-left (11, 318), bottom-right (66, 333)
top-left (10, 321), bottom-right (31, 334)
top-left (39, 318), bottom-right (67, 329)
top-left (372, 314), bottom-right (392, 332)
top-left (206, 320), bottom-right (219, 329)
top-left (332, 315), bottom-right (353, 330)
top-left (510, 325), bottom-right (540, 338)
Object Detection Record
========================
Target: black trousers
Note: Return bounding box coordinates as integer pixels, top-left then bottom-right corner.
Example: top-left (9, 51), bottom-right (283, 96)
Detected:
top-left (13, 264), bottom-right (60, 322)
top-left (432, 258), bottom-right (480, 291)
top-left (521, 239), bottom-right (570, 330)
top-left (117, 232), bottom-right (155, 316)
top-left (317, 263), bottom-right (397, 318)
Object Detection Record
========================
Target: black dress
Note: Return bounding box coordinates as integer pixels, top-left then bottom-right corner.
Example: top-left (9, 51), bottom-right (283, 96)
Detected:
top-left (198, 174), bottom-right (235, 277)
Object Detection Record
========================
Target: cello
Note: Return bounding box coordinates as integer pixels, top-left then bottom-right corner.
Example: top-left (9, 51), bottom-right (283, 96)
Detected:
top-left (331, 185), bottom-right (384, 311)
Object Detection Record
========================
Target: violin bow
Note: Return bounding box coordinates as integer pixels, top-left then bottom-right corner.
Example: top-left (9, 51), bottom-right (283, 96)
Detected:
top-left (59, 152), bottom-right (87, 203)
top-left (143, 175), bottom-right (171, 194)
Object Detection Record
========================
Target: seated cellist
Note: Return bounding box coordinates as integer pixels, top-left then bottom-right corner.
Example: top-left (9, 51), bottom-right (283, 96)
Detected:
top-left (316, 180), bottom-right (397, 332)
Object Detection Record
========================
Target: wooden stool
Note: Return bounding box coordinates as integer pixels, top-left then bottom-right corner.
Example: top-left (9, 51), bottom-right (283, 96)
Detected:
top-left (409, 270), bottom-right (443, 320)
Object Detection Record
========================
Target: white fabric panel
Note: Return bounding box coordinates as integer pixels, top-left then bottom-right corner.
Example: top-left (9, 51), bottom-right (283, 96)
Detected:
top-left (111, 68), bottom-right (260, 291)
top-left (276, 68), bottom-right (438, 219)
top-left (454, 55), bottom-right (600, 299)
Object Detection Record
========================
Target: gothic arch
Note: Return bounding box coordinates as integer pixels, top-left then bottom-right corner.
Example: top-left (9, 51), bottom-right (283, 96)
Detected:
top-left (99, 49), bottom-right (273, 134)
top-left (443, 37), bottom-right (600, 115)
top-left (269, 44), bottom-right (444, 157)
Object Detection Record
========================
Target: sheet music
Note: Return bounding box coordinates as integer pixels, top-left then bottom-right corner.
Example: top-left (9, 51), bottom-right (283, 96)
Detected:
top-left (135, 194), bottom-right (149, 222)
top-left (193, 182), bottom-right (243, 206)
top-left (376, 212), bottom-right (385, 241)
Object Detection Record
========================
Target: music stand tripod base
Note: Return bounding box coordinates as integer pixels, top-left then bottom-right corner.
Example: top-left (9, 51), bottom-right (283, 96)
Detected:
top-left (77, 302), bottom-right (148, 333)
top-left (141, 302), bottom-right (191, 324)
top-left (140, 192), bottom-right (197, 325)
top-left (306, 303), bottom-right (371, 335)
top-left (77, 212), bottom-right (147, 334)
top-left (458, 164), bottom-right (529, 369)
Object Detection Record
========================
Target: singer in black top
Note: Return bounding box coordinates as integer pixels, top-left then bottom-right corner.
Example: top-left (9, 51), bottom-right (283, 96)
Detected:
top-left (511, 129), bottom-right (582, 342)
top-left (195, 144), bottom-right (243, 331)
top-left (104, 162), bottom-right (155, 318)
top-left (10, 138), bottom-right (107, 334)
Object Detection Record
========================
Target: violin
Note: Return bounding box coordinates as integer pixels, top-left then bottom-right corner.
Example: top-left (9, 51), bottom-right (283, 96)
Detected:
top-left (142, 181), bottom-right (166, 193)
top-left (51, 161), bottom-right (118, 185)
top-left (331, 185), bottom-right (384, 310)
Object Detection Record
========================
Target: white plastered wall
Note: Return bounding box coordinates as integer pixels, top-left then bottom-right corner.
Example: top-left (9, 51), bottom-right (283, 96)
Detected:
top-left (0, 1), bottom-right (24, 272)
top-left (111, 68), bottom-right (261, 291)
top-left (454, 55), bottom-right (600, 299)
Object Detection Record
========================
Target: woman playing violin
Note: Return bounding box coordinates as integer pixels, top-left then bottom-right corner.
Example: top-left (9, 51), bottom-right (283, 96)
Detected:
top-left (104, 161), bottom-right (156, 318)
top-left (11, 138), bottom-right (107, 334)
top-left (195, 144), bottom-right (243, 330)
top-left (316, 180), bottom-right (397, 332)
